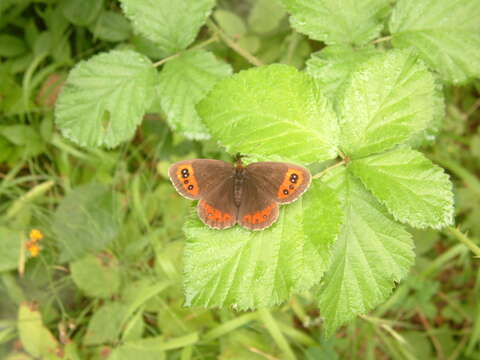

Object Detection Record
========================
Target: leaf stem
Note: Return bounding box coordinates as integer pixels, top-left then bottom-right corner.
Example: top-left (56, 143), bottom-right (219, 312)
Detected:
top-left (444, 227), bottom-right (480, 258)
top-left (313, 158), bottom-right (347, 179)
top-left (152, 35), bottom-right (219, 67)
top-left (372, 35), bottom-right (392, 44)
top-left (258, 309), bottom-right (296, 360)
top-left (207, 20), bottom-right (264, 67)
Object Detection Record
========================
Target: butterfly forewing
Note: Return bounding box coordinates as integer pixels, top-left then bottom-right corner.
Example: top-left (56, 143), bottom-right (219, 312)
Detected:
top-left (245, 162), bottom-right (311, 204)
top-left (168, 159), bottom-right (234, 200)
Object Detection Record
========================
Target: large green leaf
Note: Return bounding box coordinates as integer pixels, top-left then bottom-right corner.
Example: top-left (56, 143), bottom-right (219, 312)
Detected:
top-left (52, 183), bottom-right (121, 262)
top-left (338, 50), bottom-right (438, 158)
top-left (55, 50), bottom-right (156, 148)
top-left (120, 0), bottom-right (215, 55)
top-left (157, 50), bottom-right (232, 140)
top-left (183, 181), bottom-right (342, 309)
top-left (306, 45), bottom-right (380, 101)
top-left (197, 64), bottom-right (339, 163)
top-left (280, 0), bottom-right (389, 46)
top-left (389, 0), bottom-right (480, 84)
top-left (349, 147), bottom-right (454, 229)
top-left (70, 253), bottom-right (121, 298)
top-left (18, 303), bottom-right (59, 358)
top-left (319, 168), bottom-right (414, 335)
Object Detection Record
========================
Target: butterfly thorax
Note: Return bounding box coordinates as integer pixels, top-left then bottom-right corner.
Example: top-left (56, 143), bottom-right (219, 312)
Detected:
top-left (233, 165), bottom-right (245, 207)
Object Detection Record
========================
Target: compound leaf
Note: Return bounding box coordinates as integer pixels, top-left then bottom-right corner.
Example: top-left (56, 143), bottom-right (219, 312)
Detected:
top-left (390, 0), bottom-right (480, 84)
top-left (197, 64), bottom-right (339, 163)
top-left (319, 167), bottom-right (414, 335)
top-left (281, 0), bottom-right (389, 46)
top-left (338, 50), bottom-right (438, 158)
top-left (55, 50), bottom-right (156, 148)
top-left (120, 0), bottom-right (215, 55)
top-left (183, 181), bottom-right (342, 309)
top-left (349, 147), bottom-right (454, 229)
top-left (157, 50), bottom-right (232, 140)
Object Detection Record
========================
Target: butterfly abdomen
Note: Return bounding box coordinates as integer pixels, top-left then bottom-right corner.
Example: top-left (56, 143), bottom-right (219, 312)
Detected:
top-left (233, 167), bottom-right (245, 207)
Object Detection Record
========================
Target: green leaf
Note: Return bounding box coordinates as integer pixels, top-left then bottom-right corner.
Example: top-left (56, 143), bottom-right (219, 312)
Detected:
top-left (183, 181), bottom-right (342, 309)
top-left (349, 147), bottom-right (454, 229)
top-left (70, 253), bottom-right (121, 298)
top-left (389, 0), bottom-right (480, 84)
top-left (248, 0), bottom-right (286, 34)
top-left (0, 35), bottom-right (27, 57)
top-left (0, 227), bottom-right (23, 272)
top-left (213, 10), bottom-right (247, 38)
top-left (90, 11), bottom-right (132, 42)
top-left (306, 44), bottom-right (380, 100)
top-left (52, 183), bottom-right (121, 262)
top-left (55, 50), bottom-right (156, 148)
top-left (157, 50), bottom-right (232, 140)
top-left (319, 167), bottom-right (414, 335)
top-left (62, 0), bottom-right (103, 26)
top-left (280, 0), bottom-right (389, 46)
top-left (120, 0), bottom-right (215, 55)
top-left (84, 302), bottom-right (126, 345)
top-left (18, 303), bottom-right (59, 358)
top-left (338, 50), bottom-right (438, 158)
top-left (197, 64), bottom-right (339, 163)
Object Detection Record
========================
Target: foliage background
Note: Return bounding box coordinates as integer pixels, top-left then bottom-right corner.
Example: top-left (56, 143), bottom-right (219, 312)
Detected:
top-left (0, 0), bottom-right (480, 359)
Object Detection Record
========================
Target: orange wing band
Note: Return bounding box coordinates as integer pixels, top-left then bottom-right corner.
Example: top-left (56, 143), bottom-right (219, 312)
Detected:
top-left (202, 202), bottom-right (233, 222)
top-left (277, 169), bottom-right (305, 200)
top-left (176, 164), bottom-right (199, 196)
top-left (243, 203), bottom-right (276, 225)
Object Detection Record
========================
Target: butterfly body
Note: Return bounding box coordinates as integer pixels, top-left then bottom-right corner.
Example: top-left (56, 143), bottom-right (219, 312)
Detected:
top-left (169, 159), bottom-right (311, 231)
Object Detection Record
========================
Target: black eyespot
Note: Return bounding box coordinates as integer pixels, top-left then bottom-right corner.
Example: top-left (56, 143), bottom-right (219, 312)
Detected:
top-left (184, 180), bottom-right (189, 184)
top-left (289, 184), bottom-right (294, 190)
top-left (290, 173), bottom-right (298, 183)
top-left (283, 189), bottom-right (289, 195)
top-left (182, 173), bottom-right (189, 178)
top-left (181, 168), bottom-right (188, 174)
top-left (188, 185), bottom-right (194, 190)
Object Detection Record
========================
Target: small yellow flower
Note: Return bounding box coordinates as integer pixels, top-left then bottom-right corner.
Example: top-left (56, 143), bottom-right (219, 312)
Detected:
top-left (25, 240), bottom-right (41, 257)
top-left (29, 229), bottom-right (43, 242)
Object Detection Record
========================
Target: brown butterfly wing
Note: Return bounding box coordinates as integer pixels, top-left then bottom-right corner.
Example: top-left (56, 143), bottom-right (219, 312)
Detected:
top-left (168, 159), bottom-right (234, 200)
top-left (198, 177), bottom-right (238, 229)
top-left (238, 177), bottom-right (279, 231)
top-left (245, 162), bottom-right (311, 204)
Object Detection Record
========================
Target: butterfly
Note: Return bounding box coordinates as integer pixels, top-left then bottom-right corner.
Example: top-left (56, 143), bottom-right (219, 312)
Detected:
top-left (168, 156), bottom-right (311, 231)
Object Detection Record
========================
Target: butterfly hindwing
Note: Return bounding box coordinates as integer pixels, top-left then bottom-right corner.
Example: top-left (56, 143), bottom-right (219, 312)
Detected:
top-left (238, 178), bottom-right (279, 231)
top-left (198, 176), bottom-right (238, 229)
top-left (245, 162), bottom-right (311, 204)
top-left (168, 159), bottom-right (234, 200)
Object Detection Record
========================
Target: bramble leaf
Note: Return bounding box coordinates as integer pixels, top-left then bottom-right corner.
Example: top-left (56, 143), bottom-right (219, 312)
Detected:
top-left (157, 50), bottom-right (232, 140)
top-left (84, 302), bottom-right (127, 345)
top-left (71, 254), bottom-right (121, 298)
top-left (55, 50), bottom-right (156, 148)
top-left (320, 167), bottom-right (414, 335)
top-left (280, 0), bottom-right (389, 46)
top-left (338, 50), bottom-right (438, 158)
top-left (390, 0), bottom-right (480, 84)
top-left (349, 147), bottom-right (454, 229)
top-left (120, 0), bottom-right (215, 55)
top-left (197, 64), bottom-right (339, 163)
top-left (183, 181), bottom-right (342, 309)
top-left (306, 44), bottom-right (380, 101)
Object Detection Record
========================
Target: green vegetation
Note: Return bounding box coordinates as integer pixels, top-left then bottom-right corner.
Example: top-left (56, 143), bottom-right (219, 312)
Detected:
top-left (1, 0), bottom-right (479, 358)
